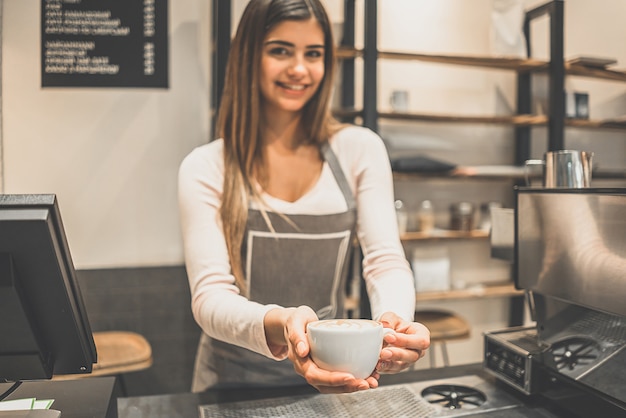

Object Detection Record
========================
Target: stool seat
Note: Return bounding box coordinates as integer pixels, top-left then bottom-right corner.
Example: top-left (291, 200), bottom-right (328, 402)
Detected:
top-left (53, 331), bottom-right (152, 380)
top-left (91, 331), bottom-right (153, 375)
top-left (414, 309), bottom-right (470, 367)
top-left (415, 310), bottom-right (470, 341)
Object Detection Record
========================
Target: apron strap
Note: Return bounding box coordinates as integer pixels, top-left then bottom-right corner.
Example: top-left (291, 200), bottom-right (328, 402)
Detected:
top-left (321, 142), bottom-right (356, 211)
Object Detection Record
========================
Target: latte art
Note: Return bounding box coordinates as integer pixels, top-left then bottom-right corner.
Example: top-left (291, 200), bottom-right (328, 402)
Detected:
top-left (308, 319), bottom-right (380, 330)
top-left (306, 318), bottom-right (389, 379)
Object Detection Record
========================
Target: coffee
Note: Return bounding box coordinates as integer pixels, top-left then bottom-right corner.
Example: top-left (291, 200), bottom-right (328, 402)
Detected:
top-left (306, 319), bottom-right (392, 379)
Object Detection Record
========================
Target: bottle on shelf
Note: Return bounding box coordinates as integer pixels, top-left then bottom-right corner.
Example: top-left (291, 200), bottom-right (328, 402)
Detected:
top-left (417, 200), bottom-right (435, 234)
top-left (395, 199), bottom-right (408, 234)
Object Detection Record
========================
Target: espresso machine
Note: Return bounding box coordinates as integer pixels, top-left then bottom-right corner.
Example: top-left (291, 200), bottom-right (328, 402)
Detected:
top-left (484, 187), bottom-right (626, 416)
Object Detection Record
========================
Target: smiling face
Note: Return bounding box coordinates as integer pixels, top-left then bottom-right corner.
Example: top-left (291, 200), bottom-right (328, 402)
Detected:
top-left (259, 18), bottom-right (326, 119)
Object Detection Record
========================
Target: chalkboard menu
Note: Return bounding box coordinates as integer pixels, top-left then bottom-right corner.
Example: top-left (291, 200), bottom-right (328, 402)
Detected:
top-left (41, 0), bottom-right (168, 88)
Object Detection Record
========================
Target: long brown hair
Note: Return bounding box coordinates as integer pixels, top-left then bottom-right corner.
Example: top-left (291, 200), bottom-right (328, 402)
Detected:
top-left (216, 0), bottom-right (339, 294)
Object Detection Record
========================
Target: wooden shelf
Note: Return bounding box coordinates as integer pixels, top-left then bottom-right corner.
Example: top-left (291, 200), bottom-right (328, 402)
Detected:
top-left (336, 47), bottom-right (547, 71)
top-left (344, 282), bottom-right (523, 312)
top-left (332, 48), bottom-right (626, 131)
top-left (331, 108), bottom-right (626, 132)
top-left (415, 282), bottom-right (523, 302)
top-left (393, 166), bottom-right (625, 181)
top-left (378, 50), bottom-right (547, 72)
top-left (401, 229), bottom-right (489, 241)
top-left (336, 46), bottom-right (362, 59)
top-left (378, 112), bottom-right (547, 126)
top-left (565, 62), bottom-right (626, 82)
top-left (380, 112), bottom-right (626, 131)
top-left (336, 47), bottom-right (626, 83)
top-left (565, 117), bottom-right (626, 130)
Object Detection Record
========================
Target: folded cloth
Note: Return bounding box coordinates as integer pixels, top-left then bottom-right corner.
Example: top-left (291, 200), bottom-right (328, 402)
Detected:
top-left (390, 155), bottom-right (457, 173)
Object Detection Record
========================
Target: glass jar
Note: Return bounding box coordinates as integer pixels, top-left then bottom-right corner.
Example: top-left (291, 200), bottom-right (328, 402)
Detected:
top-left (417, 200), bottom-right (435, 234)
top-left (449, 202), bottom-right (475, 231)
top-left (394, 199), bottom-right (408, 234)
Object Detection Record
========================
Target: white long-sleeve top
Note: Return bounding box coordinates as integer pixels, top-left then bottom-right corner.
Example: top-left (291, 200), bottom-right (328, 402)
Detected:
top-left (178, 125), bottom-right (415, 360)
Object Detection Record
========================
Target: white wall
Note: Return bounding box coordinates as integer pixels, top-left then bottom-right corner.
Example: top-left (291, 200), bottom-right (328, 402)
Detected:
top-left (1, 0), bottom-right (210, 268)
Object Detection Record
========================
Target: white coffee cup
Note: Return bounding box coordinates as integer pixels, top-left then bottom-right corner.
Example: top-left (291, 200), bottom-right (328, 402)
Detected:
top-left (306, 319), bottom-right (393, 379)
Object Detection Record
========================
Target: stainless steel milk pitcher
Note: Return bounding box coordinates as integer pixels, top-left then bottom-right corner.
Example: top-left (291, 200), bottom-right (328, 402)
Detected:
top-left (525, 150), bottom-right (593, 188)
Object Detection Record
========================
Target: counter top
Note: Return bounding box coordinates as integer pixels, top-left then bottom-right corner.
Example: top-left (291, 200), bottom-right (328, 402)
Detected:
top-left (1, 377), bottom-right (118, 418)
top-left (117, 364), bottom-right (568, 418)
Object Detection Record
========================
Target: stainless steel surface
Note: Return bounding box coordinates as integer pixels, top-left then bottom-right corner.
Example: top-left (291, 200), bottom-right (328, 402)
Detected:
top-left (199, 375), bottom-right (525, 417)
top-left (200, 385), bottom-right (436, 417)
top-left (484, 327), bottom-right (547, 394)
top-left (507, 188), bottom-right (626, 414)
top-left (544, 150), bottom-right (592, 188)
top-left (483, 320), bottom-right (626, 415)
top-left (532, 293), bottom-right (626, 405)
top-left (516, 189), bottom-right (626, 316)
top-left (524, 150), bottom-right (593, 188)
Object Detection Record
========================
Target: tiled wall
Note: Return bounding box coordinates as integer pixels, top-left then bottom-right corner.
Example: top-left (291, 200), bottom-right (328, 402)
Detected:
top-left (76, 266), bottom-right (201, 397)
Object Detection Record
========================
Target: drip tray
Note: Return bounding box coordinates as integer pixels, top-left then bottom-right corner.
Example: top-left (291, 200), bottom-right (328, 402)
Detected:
top-left (199, 375), bottom-right (523, 417)
top-left (200, 386), bottom-right (434, 418)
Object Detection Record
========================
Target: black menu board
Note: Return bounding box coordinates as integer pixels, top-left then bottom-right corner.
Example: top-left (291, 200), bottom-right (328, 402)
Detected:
top-left (41, 0), bottom-right (168, 88)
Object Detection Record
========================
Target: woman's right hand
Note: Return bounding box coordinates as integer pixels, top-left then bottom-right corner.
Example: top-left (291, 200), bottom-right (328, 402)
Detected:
top-left (281, 306), bottom-right (380, 394)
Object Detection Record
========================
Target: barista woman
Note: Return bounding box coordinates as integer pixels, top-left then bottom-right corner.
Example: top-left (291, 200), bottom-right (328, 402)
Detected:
top-left (178, 0), bottom-right (430, 394)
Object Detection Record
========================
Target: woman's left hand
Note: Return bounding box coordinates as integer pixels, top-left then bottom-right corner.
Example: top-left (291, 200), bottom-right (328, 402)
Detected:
top-left (375, 311), bottom-right (431, 373)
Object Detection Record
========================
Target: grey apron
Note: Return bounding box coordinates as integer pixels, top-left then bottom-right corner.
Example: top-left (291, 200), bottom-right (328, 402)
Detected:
top-left (192, 144), bottom-right (357, 391)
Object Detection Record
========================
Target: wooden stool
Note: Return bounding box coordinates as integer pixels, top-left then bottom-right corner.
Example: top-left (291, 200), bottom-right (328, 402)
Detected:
top-left (53, 331), bottom-right (153, 395)
top-left (414, 310), bottom-right (470, 367)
